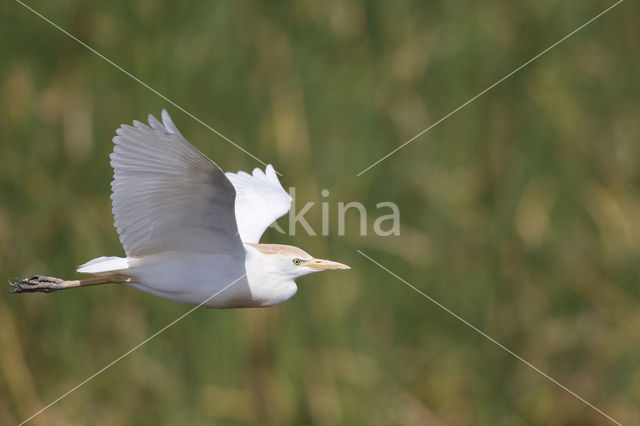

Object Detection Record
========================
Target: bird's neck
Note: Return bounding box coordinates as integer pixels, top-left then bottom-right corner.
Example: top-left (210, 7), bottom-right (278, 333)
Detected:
top-left (242, 243), bottom-right (298, 307)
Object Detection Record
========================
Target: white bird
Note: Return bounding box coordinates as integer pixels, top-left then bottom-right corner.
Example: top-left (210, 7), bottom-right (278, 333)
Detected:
top-left (11, 110), bottom-right (349, 308)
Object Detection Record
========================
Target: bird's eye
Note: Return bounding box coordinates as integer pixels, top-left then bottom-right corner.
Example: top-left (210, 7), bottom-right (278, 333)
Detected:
top-left (292, 258), bottom-right (302, 265)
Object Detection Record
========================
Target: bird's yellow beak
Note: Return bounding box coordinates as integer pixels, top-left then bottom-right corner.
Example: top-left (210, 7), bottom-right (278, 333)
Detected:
top-left (305, 258), bottom-right (351, 270)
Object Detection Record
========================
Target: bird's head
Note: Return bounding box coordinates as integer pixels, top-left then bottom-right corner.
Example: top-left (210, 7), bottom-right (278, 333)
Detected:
top-left (247, 243), bottom-right (350, 279)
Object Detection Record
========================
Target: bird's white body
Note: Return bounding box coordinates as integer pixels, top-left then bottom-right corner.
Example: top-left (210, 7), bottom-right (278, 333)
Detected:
top-left (75, 111), bottom-right (348, 308)
top-left (82, 245), bottom-right (298, 308)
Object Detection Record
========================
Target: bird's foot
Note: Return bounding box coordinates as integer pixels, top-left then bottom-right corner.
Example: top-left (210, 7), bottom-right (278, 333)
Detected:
top-left (9, 275), bottom-right (65, 293)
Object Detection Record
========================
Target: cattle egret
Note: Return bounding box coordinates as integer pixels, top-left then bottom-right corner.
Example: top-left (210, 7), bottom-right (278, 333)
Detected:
top-left (10, 110), bottom-right (349, 308)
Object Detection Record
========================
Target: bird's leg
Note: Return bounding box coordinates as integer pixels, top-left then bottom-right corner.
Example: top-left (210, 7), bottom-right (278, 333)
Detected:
top-left (8, 274), bottom-right (132, 294)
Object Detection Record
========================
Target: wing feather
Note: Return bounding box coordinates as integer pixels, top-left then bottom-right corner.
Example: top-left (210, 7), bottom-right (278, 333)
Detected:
top-left (225, 165), bottom-right (292, 243)
top-left (110, 110), bottom-right (242, 257)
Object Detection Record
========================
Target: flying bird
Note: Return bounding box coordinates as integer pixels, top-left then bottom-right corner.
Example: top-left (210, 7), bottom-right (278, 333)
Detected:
top-left (10, 110), bottom-right (349, 308)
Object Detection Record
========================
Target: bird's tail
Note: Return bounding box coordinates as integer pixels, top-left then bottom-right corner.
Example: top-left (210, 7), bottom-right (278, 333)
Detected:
top-left (77, 256), bottom-right (129, 275)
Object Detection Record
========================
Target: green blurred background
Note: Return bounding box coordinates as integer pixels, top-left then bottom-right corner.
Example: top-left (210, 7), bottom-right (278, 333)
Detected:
top-left (1, 0), bottom-right (638, 424)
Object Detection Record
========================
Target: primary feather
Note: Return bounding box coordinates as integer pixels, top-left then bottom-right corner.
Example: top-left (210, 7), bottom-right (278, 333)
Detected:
top-left (225, 165), bottom-right (292, 243)
top-left (110, 114), bottom-right (242, 257)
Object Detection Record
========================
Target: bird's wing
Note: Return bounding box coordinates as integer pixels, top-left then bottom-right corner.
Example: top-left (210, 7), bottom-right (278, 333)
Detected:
top-left (110, 110), bottom-right (243, 257)
top-left (225, 165), bottom-right (292, 243)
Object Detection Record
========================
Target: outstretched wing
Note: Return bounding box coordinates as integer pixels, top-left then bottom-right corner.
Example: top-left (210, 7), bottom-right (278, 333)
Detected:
top-left (110, 110), bottom-right (243, 257)
top-left (225, 165), bottom-right (292, 243)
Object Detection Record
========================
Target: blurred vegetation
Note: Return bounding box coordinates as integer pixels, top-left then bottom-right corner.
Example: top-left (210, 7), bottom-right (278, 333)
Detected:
top-left (1, 0), bottom-right (638, 424)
